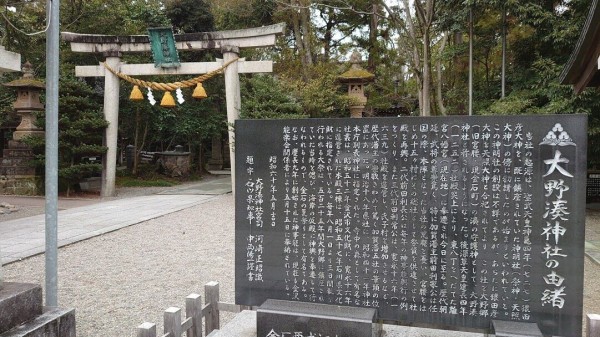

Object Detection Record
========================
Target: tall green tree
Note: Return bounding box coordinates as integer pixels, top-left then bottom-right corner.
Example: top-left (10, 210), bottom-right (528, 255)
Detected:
top-left (165, 0), bottom-right (215, 33)
top-left (24, 76), bottom-right (108, 196)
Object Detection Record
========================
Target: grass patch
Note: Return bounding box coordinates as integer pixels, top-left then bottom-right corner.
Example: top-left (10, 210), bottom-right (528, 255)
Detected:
top-left (116, 176), bottom-right (178, 187)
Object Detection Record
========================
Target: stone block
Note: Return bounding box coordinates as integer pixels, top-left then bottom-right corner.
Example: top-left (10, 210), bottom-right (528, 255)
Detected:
top-left (587, 314), bottom-right (600, 337)
top-left (257, 299), bottom-right (380, 337)
top-left (0, 307), bottom-right (76, 337)
top-left (157, 152), bottom-right (191, 177)
top-left (2, 149), bottom-right (33, 158)
top-left (1, 158), bottom-right (32, 167)
top-left (79, 177), bottom-right (101, 192)
top-left (491, 320), bottom-right (543, 337)
top-left (0, 177), bottom-right (38, 195)
top-left (207, 310), bottom-right (256, 337)
top-left (0, 46), bottom-right (20, 73)
top-left (0, 283), bottom-right (43, 334)
top-left (6, 141), bottom-right (31, 150)
top-left (0, 167), bottom-right (36, 177)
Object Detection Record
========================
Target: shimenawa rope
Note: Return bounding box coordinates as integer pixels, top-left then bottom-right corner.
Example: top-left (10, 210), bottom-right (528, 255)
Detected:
top-left (102, 58), bottom-right (239, 91)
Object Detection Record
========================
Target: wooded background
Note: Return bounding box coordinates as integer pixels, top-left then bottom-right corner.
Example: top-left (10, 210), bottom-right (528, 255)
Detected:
top-left (1, 0), bottom-right (598, 188)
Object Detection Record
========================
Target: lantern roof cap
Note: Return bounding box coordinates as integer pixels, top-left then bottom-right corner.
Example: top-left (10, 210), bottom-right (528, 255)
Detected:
top-left (338, 51), bottom-right (375, 83)
top-left (3, 62), bottom-right (45, 89)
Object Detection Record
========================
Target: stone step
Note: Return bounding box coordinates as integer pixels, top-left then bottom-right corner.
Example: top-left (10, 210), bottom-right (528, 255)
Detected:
top-left (0, 283), bottom-right (43, 334)
top-left (0, 176), bottom-right (38, 195)
top-left (0, 166), bottom-right (36, 176)
top-left (6, 141), bottom-right (31, 150)
top-left (1, 158), bottom-right (34, 167)
top-left (0, 307), bottom-right (75, 337)
top-left (2, 149), bottom-right (33, 158)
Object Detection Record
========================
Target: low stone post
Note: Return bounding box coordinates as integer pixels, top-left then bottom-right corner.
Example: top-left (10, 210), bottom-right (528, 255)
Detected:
top-left (137, 322), bottom-right (156, 337)
top-left (186, 294), bottom-right (203, 337)
top-left (588, 314), bottom-right (600, 337)
top-left (164, 307), bottom-right (182, 337)
top-left (207, 135), bottom-right (224, 170)
top-left (205, 281), bottom-right (220, 335)
top-left (126, 145), bottom-right (135, 171)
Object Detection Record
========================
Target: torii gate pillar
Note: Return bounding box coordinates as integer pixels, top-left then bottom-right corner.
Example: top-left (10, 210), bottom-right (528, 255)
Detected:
top-left (223, 46), bottom-right (240, 189)
top-left (102, 52), bottom-right (122, 197)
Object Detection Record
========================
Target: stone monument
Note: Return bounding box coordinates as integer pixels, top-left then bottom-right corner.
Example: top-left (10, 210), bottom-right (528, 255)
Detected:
top-left (235, 115), bottom-right (587, 337)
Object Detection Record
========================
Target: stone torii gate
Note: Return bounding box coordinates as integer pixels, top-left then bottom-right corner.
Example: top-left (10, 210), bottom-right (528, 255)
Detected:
top-left (61, 23), bottom-right (285, 196)
top-left (0, 46), bottom-right (21, 73)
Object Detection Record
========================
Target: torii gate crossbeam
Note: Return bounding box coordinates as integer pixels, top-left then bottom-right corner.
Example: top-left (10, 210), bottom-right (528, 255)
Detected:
top-left (62, 24), bottom-right (285, 196)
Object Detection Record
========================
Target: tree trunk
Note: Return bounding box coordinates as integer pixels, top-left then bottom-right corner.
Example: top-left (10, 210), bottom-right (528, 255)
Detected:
top-left (291, 3), bottom-right (308, 80)
top-left (367, 2), bottom-right (379, 72)
top-left (422, 27), bottom-right (432, 116)
top-left (290, 0), bottom-right (313, 81)
top-left (453, 31), bottom-right (467, 114)
top-left (468, 7), bottom-right (474, 115)
top-left (321, 8), bottom-right (334, 61)
top-left (436, 33), bottom-right (448, 116)
top-left (133, 107), bottom-right (140, 175)
top-left (403, 0), bottom-right (435, 116)
top-left (401, 0), bottom-right (422, 114)
top-left (299, 0), bottom-right (313, 68)
top-left (501, 6), bottom-right (507, 98)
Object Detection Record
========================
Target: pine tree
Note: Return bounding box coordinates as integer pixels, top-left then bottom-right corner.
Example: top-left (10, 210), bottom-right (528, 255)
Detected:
top-left (25, 76), bottom-right (108, 196)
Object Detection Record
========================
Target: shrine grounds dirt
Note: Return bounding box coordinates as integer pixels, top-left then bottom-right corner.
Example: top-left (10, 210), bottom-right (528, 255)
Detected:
top-left (3, 194), bottom-right (600, 336)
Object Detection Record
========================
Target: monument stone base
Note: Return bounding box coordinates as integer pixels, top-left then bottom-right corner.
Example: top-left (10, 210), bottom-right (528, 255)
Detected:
top-left (0, 307), bottom-right (76, 337)
top-left (491, 320), bottom-right (543, 337)
top-left (207, 310), bottom-right (488, 337)
top-left (0, 283), bottom-right (42, 333)
top-left (0, 283), bottom-right (75, 337)
top-left (257, 300), bottom-right (381, 337)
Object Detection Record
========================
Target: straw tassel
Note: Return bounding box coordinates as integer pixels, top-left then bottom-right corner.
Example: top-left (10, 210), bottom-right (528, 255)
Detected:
top-left (160, 91), bottom-right (176, 108)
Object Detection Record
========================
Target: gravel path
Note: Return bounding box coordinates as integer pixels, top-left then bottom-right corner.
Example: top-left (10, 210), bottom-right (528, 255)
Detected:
top-left (2, 196), bottom-right (600, 336)
top-left (0, 180), bottom-right (210, 222)
top-left (0, 204), bottom-right (44, 221)
top-left (3, 193), bottom-right (235, 337)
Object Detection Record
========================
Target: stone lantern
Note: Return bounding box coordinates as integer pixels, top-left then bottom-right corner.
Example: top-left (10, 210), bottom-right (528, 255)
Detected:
top-left (338, 51), bottom-right (375, 118)
top-left (3, 62), bottom-right (45, 141)
top-left (0, 62), bottom-right (44, 195)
